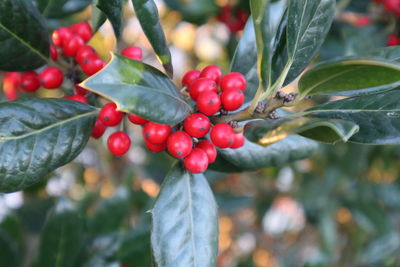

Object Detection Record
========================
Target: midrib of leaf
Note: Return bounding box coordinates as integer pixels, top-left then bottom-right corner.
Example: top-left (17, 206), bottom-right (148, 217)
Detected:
top-left (185, 172), bottom-right (197, 267)
top-left (55, 220), bottom-right (66, 267)
top-left (0, 110), bottom-right (98, 142)
top-left (0, 23), bottom-right (48, 62)
top-left (289, 0), bottom-right (309, 59)
top-left (301, 108), bottom-right (400, 116)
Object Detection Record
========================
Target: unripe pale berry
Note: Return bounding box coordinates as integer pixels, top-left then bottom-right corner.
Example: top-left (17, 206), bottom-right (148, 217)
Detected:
top-left (167, 131), bottom-right (193, 158)
top-left (183, 113), bottom-right (211, 138)
top-left (210, 123), bottom-right (235, 148)
top-left (99, 103), bottom-right (124, 126)
top-left (184, 148), bottom-right (209, 173)
top-left (107, 131), bottom-right (131, 156)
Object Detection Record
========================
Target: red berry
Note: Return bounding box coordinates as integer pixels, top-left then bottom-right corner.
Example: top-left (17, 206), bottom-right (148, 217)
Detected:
top-left (220, 72), bottom-right (247, 92)
top-left (221, 89), bottom-right (244, 111)
top-left (230, 132), bottom-right (245, 149)
top-left (21, 72), bottom-right (40, 92)
top-left (387, 34), bottom-right (399, 46)
top-left (189, 78), bottom-right (218, 100)
top-left (184, 148), bottom-right (209, 173)
top-left (64, 94), bottom-right (88, 104)
top-left (75, 84), bottom-right (89, 95)
top-left (107, 131), bottom-right (131, 156)
top-left (50, 45), bottom-right (58, 61)
top-left (128, 114), bottom-right (148, 125)
top-left (385, 0), bottom-right (400, 16)
top-left (182, 70), bottom-right (201, 87)
top-left (39, 67), bottom-right (64, 89)
top-left (3, 72), bottom-right (21, 100)
top-left (142, 122), bottom-right (171, 144)
top-left (200, 65), bottom-right (222, 84)
top-left (99, 103), bottom-right (124, 126)
top-left (52, 27), bottom-right (72, 47)
top-left (196, 91), bottom-right (221, 116)
top-left (91, 118), bottom-right (107, 139)
top-left (355, 16), bottom-right (371, 27)
top-left (183, 113), bottom-right (211, 138)
top-left (70, 22), bottom-right (93, 42)
top-left (196, 140), bottom-right (217, 163)
top-left (81, 54), bottom-right (105, 76)
top-left (167, 131), bottom-right (193, 158)
top-left (121, 46), bottom-right (143, 60)
top-left (63, 35), bottom-right (85, 57)
top-left (145, 140), bottom-right (167, 153)
top-left (210, 123), bottom-right (235, 148)
top-left (76, 45), bottom-right (96, 65)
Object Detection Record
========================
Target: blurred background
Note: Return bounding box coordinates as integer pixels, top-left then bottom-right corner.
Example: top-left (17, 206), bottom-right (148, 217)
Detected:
top-left (1, 0), bottom-right (400, 266)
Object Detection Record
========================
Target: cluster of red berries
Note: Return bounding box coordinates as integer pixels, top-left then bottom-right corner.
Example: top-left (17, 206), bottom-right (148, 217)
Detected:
top-left (217, 5), bottom-right (249, 33)
top-left (91, 65), bottom-right (247, 174)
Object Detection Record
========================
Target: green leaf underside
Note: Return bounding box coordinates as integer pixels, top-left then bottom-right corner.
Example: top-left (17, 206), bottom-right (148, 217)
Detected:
top-left (89, 187), bottom-right (130, 235)
top-left (36, 0), bottom-right (92, 18)
top-left (230, 19), bottom-right (259, 103)
top-left (37, 199), bottom-right (83, 267)
top-left (283, 0), bottom-right (335, 86)
top-left (151, 163), bottom-right (218, 267)
top-left (299, 59), bottom-right (400, 97)
top-left (217, 135), bottom-right (319, 172)
top-left (82, 54), bottom-right (191, 125)
top-left (97, 0), bottom-right (123, 39)
top-left (304, 90), bottom-right (400, 144)
top-left (131, 0), bottom-right (173, 77)
top-left (245, 117), bottom-right (360, 144)
top-left (0, 0), bottom-right (49, 71)
top-left (0, 98), bottom-right (97, 192)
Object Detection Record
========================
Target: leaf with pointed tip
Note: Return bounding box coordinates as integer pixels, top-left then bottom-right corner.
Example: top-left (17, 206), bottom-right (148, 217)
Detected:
top-left (0, 0), bottom-right (49, 71)
top-left (35, 0), bottom-right (92, 18)
top-left (37, 199), bottom-right (83, 267)
top-left (299, 59), bottom-right (400, 97)
top-left (96, 0), bottom-right (123, 39)
top-left (304, 90), bottom-right (400, 144)
top-left (280, 0), bottom-right (335, 86)
top-left (0, 98), bottom-right (97, 192)
top-left (88, 187), bottom-right (130, 234)
top-left (131, 0), bottom-right (173, 77)
top-left (217, 135), bottom-right (318, 172)
top-left (244, 117), bottom-right (359, 144)
top-left (81, 54), bottom-right (191, 125)
top-left (151, 163), bottom-right (218, 267)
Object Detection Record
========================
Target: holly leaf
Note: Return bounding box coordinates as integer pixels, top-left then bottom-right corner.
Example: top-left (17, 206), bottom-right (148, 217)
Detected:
top-left (96, 0), bottom-right (123, 39)
top-left (131, 0), bottom-right (173, 77)
top-left (164, 0), bottom-right (219, 25)
top-left (304, 90), bottom-right (400, 144)
top-left (0, 0), bottom-right (49, 71)
top-left (0, 98), bottom-right (97, 192)
top-left (244, 117), bottom-right (359, 144)
top-left (37, 199), bottom-right (83, 267)
top-left (81, 54), bottom-right (191, 125)
top-left (298, 58), bottom-right (400, 97)
top-left (151, 163), bottom-right (218, 267)
top-left (35, 0), bottom-right (92, 18)
top-left (217, 135), bottom-right (318, 172)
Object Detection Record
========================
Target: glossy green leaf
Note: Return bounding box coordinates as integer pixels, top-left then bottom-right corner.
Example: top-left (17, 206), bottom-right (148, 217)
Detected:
top-left (164, 0), bottom-right (219, 25)
top-left (96, 0), bottom-right (123, 39)
top-left (0, 0), bottom-right (49, 71)
top-left (244, 117), bottom-right (359, 144)
top-left (230, 19), bottom-right (258, 103)
top-left (299, 59), bottom-right (400, 97)
top-left (250, 0), bottom-right (271, 90)
top-left (217, 135), bottom-right (318, 172)
top-left (0, 229), bottom-right (19, 267)
top-left (365, 46), bottom-right (400, 63)
top-left (81, 54), bottom-right (191, 125)
top-left (151, 163), bottom-right (218, 267)
top-left (35, 0), bottom-right (92, 18)
top-left (116, 228), bottom-right (151, 266)
top-left (0, 98), bottom-right (97, 192)
top-left (88, 187), bottom-right (130, 234)
top-left (304, 90), bottom-right (400, 144)
top-left (282, 0), bottom-right (335, 86)
top-left (0, 213), bottom-right (23, 250)
top-left (131, 0), bottom-right (173, 77)
top-left (37, 199), bottom-right (83, 267)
